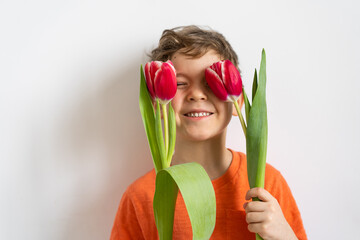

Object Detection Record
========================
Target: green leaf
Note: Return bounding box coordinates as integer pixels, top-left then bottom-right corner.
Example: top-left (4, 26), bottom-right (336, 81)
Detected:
top-left (167, 104), bottom-right (176, 165)
top-left (139, 65), bottom-right (162, 173)
top-left (153, 163), bottom-right (216, 240)
top-left (252, 68), bottom-right (258, 102)
top-left (155, 100), bottom-right (166, 169)
top-left (153, 171), bottom-right (178, 240)
top-left (242, 88), bottom-right (251, 124)
top-left (246, 49), bottom-right (268, 189)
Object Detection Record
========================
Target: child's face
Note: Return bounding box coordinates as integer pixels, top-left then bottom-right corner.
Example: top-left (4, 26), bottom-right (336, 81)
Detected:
top-left (170, 50), bottom-right (233, 142)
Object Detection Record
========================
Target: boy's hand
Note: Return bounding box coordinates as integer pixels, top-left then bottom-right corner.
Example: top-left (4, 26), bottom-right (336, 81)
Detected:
top-left (244, 188), bottom-right (298, 240)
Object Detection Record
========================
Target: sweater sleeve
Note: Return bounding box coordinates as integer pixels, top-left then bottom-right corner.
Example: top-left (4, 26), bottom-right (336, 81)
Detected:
top-left (110, 189), bottom-right (145, 240)
top-left (265, 165), bottom-right (307, 240)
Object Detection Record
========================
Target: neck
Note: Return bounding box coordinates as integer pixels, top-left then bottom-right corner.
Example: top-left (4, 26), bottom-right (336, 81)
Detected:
top-left (171, 134), bottom-right (232, 180)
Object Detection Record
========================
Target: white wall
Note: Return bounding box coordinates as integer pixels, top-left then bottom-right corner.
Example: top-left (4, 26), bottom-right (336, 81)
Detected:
top-left (1, 0), bottom-right (359, 239)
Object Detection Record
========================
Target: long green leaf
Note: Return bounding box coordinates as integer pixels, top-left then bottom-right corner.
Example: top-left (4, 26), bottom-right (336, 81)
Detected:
top-left (242, 88), bottom-right (251, 124)
top-left (246, 49), bottom-right (268, 189)
top-left (247, 50), bottom-right (267, 240)
top-left (153, 171), bottom-right (178, 240)
top-left (167, 104), bottom-right (176, 165)
top-left (252, 69), bottom-right (258, 102)
top-left (139, 65), bottom-right (161, 173)
top-left (153, 163), bottom-right (216, 240)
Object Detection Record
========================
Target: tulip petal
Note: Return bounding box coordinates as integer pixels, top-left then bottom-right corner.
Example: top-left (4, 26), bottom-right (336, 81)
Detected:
top-left (222, 60), bottom-right (242, 99)
top-left (150, 61), bottom-right (162, 78)
top-left (205, 67), bottom-right (228, 101)
top-left (144, 62), bottom-right (156, 99)
top-left (210, 61), bottom-right (223, 77)
top-left (166, 60), bottom-right (176, 73)
top-left (154, 62), bottom-right (177, 104)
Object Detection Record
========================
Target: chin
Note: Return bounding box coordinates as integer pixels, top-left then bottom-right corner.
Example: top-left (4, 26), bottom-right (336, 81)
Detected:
top-left (187, 136), bottom-right (210, 142)
top-left (183, 131), bottom-right (224, 142)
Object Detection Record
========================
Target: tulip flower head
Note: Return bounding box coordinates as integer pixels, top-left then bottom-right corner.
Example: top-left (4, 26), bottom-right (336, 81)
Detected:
top-left (206, 59), bottom-right (247, 137)
top-left (144, 60), bottom-right (177, 105)
top-left (205, 60), bottom-right (242, 102)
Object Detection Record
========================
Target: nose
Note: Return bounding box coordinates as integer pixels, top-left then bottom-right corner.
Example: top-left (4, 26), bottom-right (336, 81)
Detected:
top-left (187, 83), bottom-right (208, 102)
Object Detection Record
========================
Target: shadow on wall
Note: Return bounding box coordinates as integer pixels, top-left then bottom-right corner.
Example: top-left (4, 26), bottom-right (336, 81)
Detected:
top-left (58, 60), bottom-right (153, 239)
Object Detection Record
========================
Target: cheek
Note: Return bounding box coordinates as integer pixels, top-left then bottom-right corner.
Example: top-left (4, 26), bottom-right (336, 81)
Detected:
top-left (170, 95), bottom-right (183, 123)
top-left (226, 103), bottom-right (233, 114)
top-left (215, 99), bottom-right (233, 114)
top-left (170, 95), bottom-right (180, 113)
top-left (220, 102), bottom-right (234, 122)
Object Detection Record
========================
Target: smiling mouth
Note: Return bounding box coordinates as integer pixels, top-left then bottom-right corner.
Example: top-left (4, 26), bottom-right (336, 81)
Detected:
top-left (184, 112), bottom-right (213, 117)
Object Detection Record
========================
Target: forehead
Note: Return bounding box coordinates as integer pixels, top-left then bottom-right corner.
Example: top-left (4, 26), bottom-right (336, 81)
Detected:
top-left (171, 50), bottom-right (221, 77)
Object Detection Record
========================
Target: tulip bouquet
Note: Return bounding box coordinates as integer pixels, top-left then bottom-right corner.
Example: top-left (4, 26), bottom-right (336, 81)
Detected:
top-left (139, 61), bottom-right (216, 240)
top-left (205, 50), bottom-right (268, 240)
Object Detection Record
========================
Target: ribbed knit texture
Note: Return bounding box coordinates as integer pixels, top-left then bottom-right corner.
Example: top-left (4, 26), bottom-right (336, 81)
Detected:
top-left (110, 149), bottom-right (307, 240)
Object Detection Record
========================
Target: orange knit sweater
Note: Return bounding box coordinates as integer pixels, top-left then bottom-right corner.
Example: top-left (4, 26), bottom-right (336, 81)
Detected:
top-left (111, 149), bottom-right (307, 239)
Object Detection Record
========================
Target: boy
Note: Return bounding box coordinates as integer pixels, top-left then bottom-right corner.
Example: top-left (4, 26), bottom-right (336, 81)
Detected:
top-left (111, 25), bottom-right (307, 240)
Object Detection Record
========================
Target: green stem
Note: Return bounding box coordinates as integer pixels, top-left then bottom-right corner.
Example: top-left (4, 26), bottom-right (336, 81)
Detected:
top-left (233, 100), bottom-right (247, 137)
top-left (155, 100), bottom-right (166, 170)
top-left (162, 103), bottom-right (169, 163)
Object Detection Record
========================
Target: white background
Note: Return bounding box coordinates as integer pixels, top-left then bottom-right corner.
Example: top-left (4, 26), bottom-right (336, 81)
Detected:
top-left (1, 0), bottom-right (359, 239)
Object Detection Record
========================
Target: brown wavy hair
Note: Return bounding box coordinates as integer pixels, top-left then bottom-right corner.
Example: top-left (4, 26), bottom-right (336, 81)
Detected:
top-left (149, 25), bottom-right (239, 70)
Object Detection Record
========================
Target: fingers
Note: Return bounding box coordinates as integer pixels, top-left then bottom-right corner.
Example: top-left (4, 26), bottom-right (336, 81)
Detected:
top-left (245, 212), bottom-right (266, 224)
top-left (244, 201), bottom-right (266, 213)
top-left (244, 188), bottom-right (297, 239)
top-left (247, 222), bottom-right (269, 236)
top-left (245, 188), bottom-right (273, 202)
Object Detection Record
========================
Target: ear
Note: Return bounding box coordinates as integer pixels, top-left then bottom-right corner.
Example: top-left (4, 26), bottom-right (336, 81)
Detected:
top-left (232, 93), bottom-right (244, 116)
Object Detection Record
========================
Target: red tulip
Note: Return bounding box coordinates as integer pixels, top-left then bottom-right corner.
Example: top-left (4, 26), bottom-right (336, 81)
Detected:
top-left (144, 60), bottom-right (177, 104)
top-left (205, 60), bottom-right (242, 102)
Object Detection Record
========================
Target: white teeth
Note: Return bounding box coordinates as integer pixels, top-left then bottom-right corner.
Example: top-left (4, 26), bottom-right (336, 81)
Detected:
top-left (186, 112), bottom-right (211, 117)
